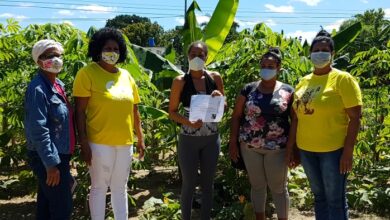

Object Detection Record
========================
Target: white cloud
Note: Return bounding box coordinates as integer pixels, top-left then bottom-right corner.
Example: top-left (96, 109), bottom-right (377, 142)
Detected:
top-left (265, 19), bottom-right (277, 27)
top-left (360, 0), bottom-right (369, 3)
top-left (0, 13), bottom-right (13, 18)
top-left (324, 19), bottom-right (345, 32)
top-left (74, 4), bottom-right (115, 14)
top-left (58, 10), bottom-right (74, 16)
top-left (385, 8), bottom-right (390, 18)
top-left (0, 13), bottom-right (27, 20)
top-left (62, 20), bottom-right (74, 26)
top-left (175, 15), bottom-right (210, 26)
top-left (286, 30), bottom-right (317, 43)
top-left (293, 0), bottom-right (321, 6)
top-left (18, 3), bottom-right (34, 7)
top-left (235, 19), bottom-right (260, 29)
top-left (264, 4), bottom-right (294, 13)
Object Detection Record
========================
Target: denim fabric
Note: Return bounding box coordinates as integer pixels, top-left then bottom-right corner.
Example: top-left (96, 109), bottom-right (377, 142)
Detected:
top-left (299, 148), bottom-right (348, 220)
top-left (24, 71), bottom-right (71, 168)
top-left (28, 151), bottom-right (72, 220)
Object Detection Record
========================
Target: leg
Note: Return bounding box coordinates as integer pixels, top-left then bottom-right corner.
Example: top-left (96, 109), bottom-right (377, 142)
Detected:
top-left (178, 135), bottom-right (200, 220)
top-left (28, 152), bottom-right (73, 220)
top-left (264, 149), bottom-right (289, 220)
top-left (319, 149), bottom-right (348, 220)
top-left (28, 152), bottom-right (50, 220)
top-left (199, 134), bottom-right (220, 220)
top-left (89, 143), bottom-right (116, 220)
top-left (110, 145), bottom-right (133, 220)
top-left (240, 143), bottom-right (267, 220)
top-left (299, 149), bottom-right (327, 220)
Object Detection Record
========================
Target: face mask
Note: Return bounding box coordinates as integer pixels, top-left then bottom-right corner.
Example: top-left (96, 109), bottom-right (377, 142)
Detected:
top-left (260, 68), bottom-right (277, 81)
top-left (310, 52), bottom-right (332, 68)
top-left (102, 52), bottom-right (119, 65)
top-left (41, 57), bottom-right (63, 74)
top-left (188, 57), bottom-right (205, 71)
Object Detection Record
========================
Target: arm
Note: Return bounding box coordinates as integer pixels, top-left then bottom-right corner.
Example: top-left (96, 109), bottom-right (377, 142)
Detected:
top-left (286, 108), bottom-right (299, 168)
top-left (229, 95), bottom-right (246, 161)
top-left (168, 76), bottom-right (202, 128)
top-left (27, 88), bottom-right (60, 186)
top-left (74, 97), bottom-right (91, 165)
top-left (210, 72), bottom-right (225, 96)
top-left (133, 104), bottom-right (145, 158)
top-left (340, 105), bottom-right (362, 174)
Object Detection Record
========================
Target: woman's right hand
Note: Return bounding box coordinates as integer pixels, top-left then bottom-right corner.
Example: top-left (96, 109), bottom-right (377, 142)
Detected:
top-left (229, 140), bottom-right (239, 162)
top-left (188, 119), bottom-right (203, 129)
top-left (80, 140), bottom-right (92, 166)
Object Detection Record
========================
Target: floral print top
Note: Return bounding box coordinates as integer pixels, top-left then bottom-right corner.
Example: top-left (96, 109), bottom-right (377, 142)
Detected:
top-left (239, 81), bottom-right (294, 150)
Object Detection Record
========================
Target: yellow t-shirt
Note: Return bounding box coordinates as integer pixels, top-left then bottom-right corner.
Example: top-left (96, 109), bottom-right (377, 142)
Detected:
top-left (73, 62), bottom-right (140, 145)
top-left (293, 68), bottom-right (362, 152)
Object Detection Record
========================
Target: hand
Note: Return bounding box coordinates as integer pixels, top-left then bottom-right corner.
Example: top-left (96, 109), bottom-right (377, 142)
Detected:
top-left (189, 119), bottom-right (203, 129)
top-left (80, 140), bottom-right (92, 166)
top-left (211, 90), bottom-right (223, 97)
top-left (340, 148), bottom-right (353, 174)
top-left (136, 141), bottom-right (146, 159)
top-left (285, 148), bottom-right (300, 168)
top-left (229, 140), bottom-right (240, 162)
top-left (46, 166), bottom-right (60, 187)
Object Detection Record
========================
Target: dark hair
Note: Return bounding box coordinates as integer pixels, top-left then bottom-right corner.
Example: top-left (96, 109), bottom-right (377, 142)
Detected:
top-left (261, 47), bottom-right (282, 65)
top-left (310, 29), bottom-right (335, 52)
top-left (187, 41), bottom-right (208, 56)
top-left (88, 27), bottom-right (127, 63)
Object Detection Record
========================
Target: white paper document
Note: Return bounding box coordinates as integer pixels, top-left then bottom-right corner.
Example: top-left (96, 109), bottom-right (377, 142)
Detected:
top-left (189, 95), bottom-right (226, 122)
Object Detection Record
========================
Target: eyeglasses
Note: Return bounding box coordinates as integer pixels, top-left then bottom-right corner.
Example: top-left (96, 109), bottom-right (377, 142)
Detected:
top-left (39, 53), bottom-right (63, 60)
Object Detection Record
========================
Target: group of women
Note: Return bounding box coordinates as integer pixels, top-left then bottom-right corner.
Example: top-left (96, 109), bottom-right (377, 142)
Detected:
top-left (24, 27), bottom-right (361, 220)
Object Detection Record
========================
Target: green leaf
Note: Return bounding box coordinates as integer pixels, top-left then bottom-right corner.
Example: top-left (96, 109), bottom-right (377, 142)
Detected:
top-left (202, 0), bottom-right (239, 64)
top-left (164, 44), bottom-right (176, 63)
top-left (182, 1), bottom-right (203, 56)
top-left (333, 21), bottom-right (362, 53)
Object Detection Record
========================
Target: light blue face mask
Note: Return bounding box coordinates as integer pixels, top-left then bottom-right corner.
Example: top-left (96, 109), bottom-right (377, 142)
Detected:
top-left (310, 52), bottom-right (332, 68)
top-left (260, 68), bottom-right (277, 80)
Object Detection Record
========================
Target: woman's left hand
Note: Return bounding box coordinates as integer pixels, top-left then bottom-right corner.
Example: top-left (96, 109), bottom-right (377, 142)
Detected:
top-left (211, 90), bottom-right (223, 97)
top-left (137, 141), bottom-right (146, 159)
top-left (340, 148), bottom-right (353, 174)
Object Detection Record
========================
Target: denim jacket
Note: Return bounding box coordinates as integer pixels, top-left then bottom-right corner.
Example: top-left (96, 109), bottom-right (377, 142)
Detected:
top-left (24, 71), bottom-right (72, 168)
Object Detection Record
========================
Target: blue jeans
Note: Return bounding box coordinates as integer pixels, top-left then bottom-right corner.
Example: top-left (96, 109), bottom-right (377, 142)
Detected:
top-left (299, 148), bottom-right (348, 220)
top-left (28, 151), bottom-right (73, 220)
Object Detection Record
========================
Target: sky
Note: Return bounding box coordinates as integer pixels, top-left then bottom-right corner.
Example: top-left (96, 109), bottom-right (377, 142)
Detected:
top-left (1, 0), bottom-right (389, 42)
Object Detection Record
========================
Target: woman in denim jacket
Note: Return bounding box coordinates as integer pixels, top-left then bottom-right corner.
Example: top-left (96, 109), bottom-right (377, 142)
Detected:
top-left (24, 39), bottom-right (75, 220)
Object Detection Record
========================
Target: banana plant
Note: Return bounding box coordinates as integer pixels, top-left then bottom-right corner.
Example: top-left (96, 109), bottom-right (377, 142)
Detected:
top-left (333, 21), bottom-right (362, 53)
top-left (183, 0), bottom-right (239, 65)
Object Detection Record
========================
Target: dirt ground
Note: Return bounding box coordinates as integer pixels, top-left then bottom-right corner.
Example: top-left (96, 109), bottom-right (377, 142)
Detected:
top-left (0, 167), bottom-right (387, 220)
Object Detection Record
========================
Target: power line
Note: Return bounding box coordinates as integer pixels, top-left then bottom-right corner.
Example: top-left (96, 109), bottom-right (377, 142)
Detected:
top-left (2, 0), bottom-right (365, 16)
top-left (0, 3), bottom-right (358, 20)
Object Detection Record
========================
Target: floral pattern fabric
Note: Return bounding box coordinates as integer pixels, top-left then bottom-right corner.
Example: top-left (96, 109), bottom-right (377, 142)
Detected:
top-left (239, 81), bottom-right (294, 150)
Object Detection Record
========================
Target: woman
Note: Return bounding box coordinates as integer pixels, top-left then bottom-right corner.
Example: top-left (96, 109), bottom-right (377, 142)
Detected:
top-left (24, 39), bottom-right (75, 219)
top-left (286, 30), bottom-right (362, 220)
top-left (73, 27), bottom-right (145, 220)
top-left (169, 41), bottom-right (224, 220)
top-left (229, 48), bottom-right (293, 220)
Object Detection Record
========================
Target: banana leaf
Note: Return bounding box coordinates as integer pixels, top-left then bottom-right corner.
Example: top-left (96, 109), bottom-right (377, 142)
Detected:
top-left (202, 0), bottom-right (239, 65)
top-left (182, 1), bottom-right (203, 57)
top-left (131, 44), bottom-right (184, 90)
top-left (333, 21), bottom-right (362, 53)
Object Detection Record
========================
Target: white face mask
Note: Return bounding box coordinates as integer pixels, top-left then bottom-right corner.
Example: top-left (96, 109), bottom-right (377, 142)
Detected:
top-left (102, 52), bottom-right (119, 65)
top-left (41, 57), bottom-right (63, 74)
top-left (260, 68), bottom-right (277, 81)
top-left (188, 57), bottom-right (205, 71)
top-left (310, 52), bottom-right (332, 68)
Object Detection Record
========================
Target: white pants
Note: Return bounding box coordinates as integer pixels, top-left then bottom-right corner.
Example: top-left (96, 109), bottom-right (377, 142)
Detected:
top-left (89, 142), bottom-right (133, 220)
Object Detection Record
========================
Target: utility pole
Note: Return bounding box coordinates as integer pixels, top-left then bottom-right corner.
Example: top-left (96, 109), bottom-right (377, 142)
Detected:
top-left (184, 0), bottom-right (187, 17)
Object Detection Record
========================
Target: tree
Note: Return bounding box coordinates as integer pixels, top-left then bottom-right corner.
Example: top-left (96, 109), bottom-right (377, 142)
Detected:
top-left (106, 14), bottom-right (150, 29)
top-left (122, 22), bottom-right (164, 47)
top-left (339, 9), bottom-right (390, 55)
